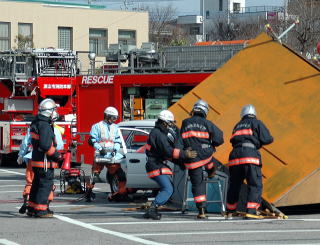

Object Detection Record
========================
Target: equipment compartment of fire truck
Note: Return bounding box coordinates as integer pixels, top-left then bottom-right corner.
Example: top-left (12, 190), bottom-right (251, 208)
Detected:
top-left (0, 42), bottom-right (246, 166)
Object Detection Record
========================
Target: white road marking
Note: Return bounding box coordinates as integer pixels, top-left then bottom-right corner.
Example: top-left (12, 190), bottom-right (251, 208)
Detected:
top-left (0, 191), bottom-right (21, 193)
top-left (54, 214), bottom-right (168, 245)
top-left (0, 185), bottom-right (25, 188)
top-left (0, 169), bottom-right (24, 176)
top-left (0, 239), bottom-right (20, 245)
top-left (0, 180), bottom-right (21, 182)
top-left (132, 229), bottom-right (320, 237)
top-left (90, 218), bottom-right (320, 226)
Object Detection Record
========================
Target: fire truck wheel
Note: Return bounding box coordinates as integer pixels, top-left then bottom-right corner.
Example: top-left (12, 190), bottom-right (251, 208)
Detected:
top-left (106, 172), bottom-right (118, 193)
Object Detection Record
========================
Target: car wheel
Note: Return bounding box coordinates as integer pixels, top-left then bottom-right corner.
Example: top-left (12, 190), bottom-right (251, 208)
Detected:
top-left (106, 172), bottom-right (119, 193)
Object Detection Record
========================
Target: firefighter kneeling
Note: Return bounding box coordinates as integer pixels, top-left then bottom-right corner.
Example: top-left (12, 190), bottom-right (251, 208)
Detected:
top-left (87, 106), bottom-right (128, 202)
top-left (144, 110), bottom-right (197, 220)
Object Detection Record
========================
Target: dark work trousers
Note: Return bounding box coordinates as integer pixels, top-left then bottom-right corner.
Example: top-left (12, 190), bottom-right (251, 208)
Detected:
top-left (29, 167), bottom-right (54, 214)
top-left (189, 167), bottom-right (206, 209)
top-left (227, 164), bottom-right (262, 214)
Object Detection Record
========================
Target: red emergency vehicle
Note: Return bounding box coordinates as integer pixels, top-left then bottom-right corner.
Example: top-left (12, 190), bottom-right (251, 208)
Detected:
top-left (0, 42), bottom-right (245, 166)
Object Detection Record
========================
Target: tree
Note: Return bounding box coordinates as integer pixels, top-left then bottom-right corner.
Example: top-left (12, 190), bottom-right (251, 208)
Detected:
top-left (284, 0), bottom-right (320, 56)
top-left (146, 5), bottom-right (188, 47)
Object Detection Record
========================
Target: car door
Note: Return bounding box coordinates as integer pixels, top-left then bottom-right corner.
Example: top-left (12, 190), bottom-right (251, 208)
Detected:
top-left (119, 128), bottom-right (159, 189)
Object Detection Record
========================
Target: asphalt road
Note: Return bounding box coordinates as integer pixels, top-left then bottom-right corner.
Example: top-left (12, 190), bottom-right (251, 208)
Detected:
top-left (1, 166), bottom-right (320, 245)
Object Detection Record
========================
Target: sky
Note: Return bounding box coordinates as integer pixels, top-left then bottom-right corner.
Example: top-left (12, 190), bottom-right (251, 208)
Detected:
top-left (92, 0), bottom-right (286, 15)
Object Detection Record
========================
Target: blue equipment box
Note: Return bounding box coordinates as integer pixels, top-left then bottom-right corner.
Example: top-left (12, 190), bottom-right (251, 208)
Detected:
top-left (184, 171), bottom-right (228, 213)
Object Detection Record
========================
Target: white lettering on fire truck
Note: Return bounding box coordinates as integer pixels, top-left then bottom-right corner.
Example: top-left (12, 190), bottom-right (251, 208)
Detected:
top-left (81, 75), bottom-right (114, 85)
top-left (44, 84), bottom-right (72, 89)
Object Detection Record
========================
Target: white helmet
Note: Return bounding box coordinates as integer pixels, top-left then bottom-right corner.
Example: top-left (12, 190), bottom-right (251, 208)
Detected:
top-left (158, 110), bottom-right (175, 123)
top-left (38, 98), bottom-right (57, 118)
top-left (241, 104), bottom-right (256, 118)
top-left (104, 106), bottom-right (118, 120)
top-left (193, 99), bottom-right (209, 117)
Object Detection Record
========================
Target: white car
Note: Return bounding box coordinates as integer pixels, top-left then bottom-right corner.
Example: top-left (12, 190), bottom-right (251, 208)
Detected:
top-left (102, 119), bottom-right (174, 193)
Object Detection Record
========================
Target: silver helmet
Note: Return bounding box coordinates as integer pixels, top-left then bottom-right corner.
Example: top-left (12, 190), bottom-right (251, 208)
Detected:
top-left (240, 104), bottom-right (256, 118)
top-left (158, 110), bottom-right (175, 123)
top-left (193, 99), bottom-right (209, 117)
top-left (38, 98), bottom-right (57, 118)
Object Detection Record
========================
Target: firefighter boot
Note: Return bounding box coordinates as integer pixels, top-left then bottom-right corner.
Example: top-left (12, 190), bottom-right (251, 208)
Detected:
top-left (143, 203), bottom-right (161, 220)
top-left (197, 207), bottom-right (208, 219)
top-left (19, 195), bottom-right (28, 214)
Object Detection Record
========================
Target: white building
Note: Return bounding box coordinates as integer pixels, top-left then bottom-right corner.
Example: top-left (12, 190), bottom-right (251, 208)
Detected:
top-left (178, 0), bottom-right (284, 41)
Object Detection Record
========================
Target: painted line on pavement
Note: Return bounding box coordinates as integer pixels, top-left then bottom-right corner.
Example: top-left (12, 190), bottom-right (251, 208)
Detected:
top-left (0, 191), bottom-right (22, 193)
top-left (54, 214), bottom-right (168, 245)
top-left (0, 169), bottom-right (24, 176)
top-left (90, 218), bottom-right (320, 226)
top-left (132, 229), bottom-right (320, 237)
top-left (0, 239), bottom-right (20, 245)
top-left (0, 185), bottom-right (25, 188)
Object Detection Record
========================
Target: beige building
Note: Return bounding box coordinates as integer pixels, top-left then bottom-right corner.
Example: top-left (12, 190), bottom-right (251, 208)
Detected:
top-left (0, 0), bottom-right (149, 59)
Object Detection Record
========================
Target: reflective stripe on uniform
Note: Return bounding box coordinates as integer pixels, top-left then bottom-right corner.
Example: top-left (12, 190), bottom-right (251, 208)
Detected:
top-left (194, 195), bottom-right (206, 203)
top-left (173, 148), bottom-right (180, 159)
top-left (31, 161), bottom-right (58, 168)
top-left (231, 129), bottom-right (253, 139)
top-left (147, 169), bottom-right (161, 178)
top-left (184, 156), bottom-right (212, 170)
top-left (28, 201), bottom-right (48, 211)
top-left (226, 202), bottom-right (237, 210)
top-left (247, 202), bottom-right (260, 209)
top-left (206, 162), bottom-right (214, 170)
top-left (147, 167), bottom-right (173, 178)
top-left (228, 157), bottom-right (260, 166)
top-left (182, 131), bottom-right (209, 139)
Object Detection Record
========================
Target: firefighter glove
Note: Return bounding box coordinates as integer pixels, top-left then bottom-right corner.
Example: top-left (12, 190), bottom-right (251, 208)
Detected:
top-left (184, 149), bottom-right (197, 159)
top-left (99, 148), bottom-right (108, 156)
top-left (52, 151), bottom-right (64, 164)
top-left (17, 156), bottom-right (23, 165)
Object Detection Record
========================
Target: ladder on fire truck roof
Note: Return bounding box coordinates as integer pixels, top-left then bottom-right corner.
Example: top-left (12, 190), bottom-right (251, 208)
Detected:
top-left (0, 48), bottom-right (77, 97)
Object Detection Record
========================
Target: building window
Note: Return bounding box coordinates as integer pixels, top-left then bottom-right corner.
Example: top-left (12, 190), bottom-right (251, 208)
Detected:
top-left (0, 22), bottom-right (10, 51)
top-left (58, 27), bottom-right (73, 50)
top-left (233, 2), bottom-right (241, 12)
top-left (89, 29), bottom-right (108, 56)
top-left (118, 30), bottom-right (136, 45)
top-left (219, 0), bottom-right (223, 11)
top-left (18, 23), bottom-right (33, 49)
top-left (190, 26), bottom-right (200, 35)
top-left (206, 10), bottom-right (210, 19)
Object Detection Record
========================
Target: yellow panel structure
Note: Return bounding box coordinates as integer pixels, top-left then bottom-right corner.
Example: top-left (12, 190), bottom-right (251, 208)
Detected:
top-left (170, 32), bottom-right (320, 207)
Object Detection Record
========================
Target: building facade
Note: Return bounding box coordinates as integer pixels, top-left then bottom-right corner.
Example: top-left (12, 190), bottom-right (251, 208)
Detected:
top-left (0, 0), bottom-right (149, 58)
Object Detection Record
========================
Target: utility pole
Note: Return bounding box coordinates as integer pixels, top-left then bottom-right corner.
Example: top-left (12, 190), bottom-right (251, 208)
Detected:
top-left (202, 0), bottom-right (205, 41)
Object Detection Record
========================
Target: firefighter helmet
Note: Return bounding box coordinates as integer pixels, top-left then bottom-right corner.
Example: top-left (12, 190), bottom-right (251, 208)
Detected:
top-left (38, 98), bottom-right (57, 118)
top-left (158, 110), bottom-right (175, 123)
top-left (193, 99), bottom-right (209, 117)
top-left (240, 104), bottom-right (256, 118)
top-left (104, 107), bottom-right (118, 117)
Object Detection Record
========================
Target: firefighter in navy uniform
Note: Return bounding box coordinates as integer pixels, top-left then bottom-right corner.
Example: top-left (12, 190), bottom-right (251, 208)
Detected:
top-left (181, 100), bottom-right (224, 219)
top-left (144, 110), bottom-right (197, 220)
top-left (27, 99), bottom-right (64, 218)
top-left (225, 104), bottom-right (273, 219)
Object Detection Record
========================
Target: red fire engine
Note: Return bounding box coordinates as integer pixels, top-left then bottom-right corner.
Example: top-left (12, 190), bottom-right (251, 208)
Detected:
top-left (0, 42), bottom-right (245, 166)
